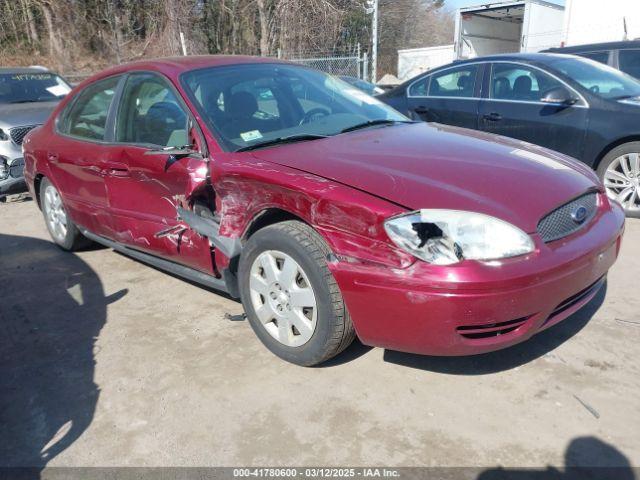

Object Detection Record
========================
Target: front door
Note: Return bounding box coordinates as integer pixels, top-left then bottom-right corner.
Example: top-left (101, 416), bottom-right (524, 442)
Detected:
top-left (406, 63), bottom-right (482, 130)
top-left (107, 72), bottom-right (212, 272)
top-left (478, 62), bottom-right (589, 159)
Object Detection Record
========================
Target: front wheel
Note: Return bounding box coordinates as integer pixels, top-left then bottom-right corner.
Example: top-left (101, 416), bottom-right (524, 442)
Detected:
top-left (238, 221), bottom-right (355, 366)
top-left (597, 142), bottom-right (640, 217)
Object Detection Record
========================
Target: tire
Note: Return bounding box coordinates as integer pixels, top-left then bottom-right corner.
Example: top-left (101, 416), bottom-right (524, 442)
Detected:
top-left (597, 142), bottom-right (640, 218)
top-left (238, 220), bottom-right (355, 366)
top-left (40, 177), bottom-right (91, 251)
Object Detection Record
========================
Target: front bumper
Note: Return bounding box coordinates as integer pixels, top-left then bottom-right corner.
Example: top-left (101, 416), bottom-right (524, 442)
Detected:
top-left (0, 157), bottom-right (27, 196)
top-left (331, 200), bottom-right (625, 356)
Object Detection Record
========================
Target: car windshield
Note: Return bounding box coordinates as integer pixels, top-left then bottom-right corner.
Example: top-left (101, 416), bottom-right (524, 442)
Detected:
top-left (0, 72), bottom-right (72, 104)
top-left (181, 64), bottom-right (408, 151)
top-left (549, 57), bottom-right (640, 100)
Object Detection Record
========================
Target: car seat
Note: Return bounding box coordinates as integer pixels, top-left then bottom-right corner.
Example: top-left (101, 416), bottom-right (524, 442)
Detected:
top-left (223, 91), bottom-right (261, 139)
top-left (512, 75), bottom-right (533, 100)
top-left (457, 75), bottom-right (471, 96)
top-left (140, 101), bottom-right (187, 147)
top-left (493, 77), bottom-right (511, 99)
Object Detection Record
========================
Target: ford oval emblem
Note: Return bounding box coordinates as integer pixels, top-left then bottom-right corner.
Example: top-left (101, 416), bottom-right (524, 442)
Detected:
top-left (571, 205), bottom-right (588, 223)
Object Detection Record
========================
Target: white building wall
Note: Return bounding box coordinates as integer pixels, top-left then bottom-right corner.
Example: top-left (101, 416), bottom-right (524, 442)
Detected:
top-left (563, 0), bottom-right (640, 46)
top-left (397, 45), bottom-right (455, 81)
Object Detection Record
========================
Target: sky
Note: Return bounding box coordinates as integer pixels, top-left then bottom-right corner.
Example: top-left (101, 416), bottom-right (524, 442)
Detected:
top-left (445, 0), bottom-right (564, 9)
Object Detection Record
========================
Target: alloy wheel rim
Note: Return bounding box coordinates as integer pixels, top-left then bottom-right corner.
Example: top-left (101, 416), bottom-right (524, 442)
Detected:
top-left (604, 153), bottom-right (640, 212)
top-left (249, 250), bottom-right (317, 347)
top-left (44, 185), bottom-right (68, 241)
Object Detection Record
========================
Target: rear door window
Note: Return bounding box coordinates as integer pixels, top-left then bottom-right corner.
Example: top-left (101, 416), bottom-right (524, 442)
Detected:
top-left (61, 76), bottom-right (119, 141)
top-left (408, 75), bottom-right (429, 97)
top-left (619, 49), bottom-right (640, 79)
top-left (427, 65), bottom-right (479, 98)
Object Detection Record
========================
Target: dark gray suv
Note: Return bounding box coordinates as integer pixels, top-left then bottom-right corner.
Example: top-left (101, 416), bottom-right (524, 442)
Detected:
top-left (546, 40), bottom-right (640, 80)
top-left (0, 67), bottom-right (72, 200)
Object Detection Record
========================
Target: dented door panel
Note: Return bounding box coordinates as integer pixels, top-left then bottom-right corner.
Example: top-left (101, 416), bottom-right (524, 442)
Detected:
top-left (107, 145), bottom-right (213, 273)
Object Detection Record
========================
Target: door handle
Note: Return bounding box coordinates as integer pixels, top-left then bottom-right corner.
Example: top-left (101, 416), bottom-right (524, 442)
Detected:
top-left (47, 152), bottom-right (59, 163)
top-left (101, 162), bottom-right (130, 178)
top-left (414, 106), bottom-right (430, 114)
top-left (483, 112), bottom-right (502, 122)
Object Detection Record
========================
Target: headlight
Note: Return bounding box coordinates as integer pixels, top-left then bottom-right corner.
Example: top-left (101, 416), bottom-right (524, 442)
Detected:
top-left (0, 156), bottom-right (9, 180)
top-left (0, 129), bottom-right (9, 141)
top-left (384, 209), bottom-right (534, 265)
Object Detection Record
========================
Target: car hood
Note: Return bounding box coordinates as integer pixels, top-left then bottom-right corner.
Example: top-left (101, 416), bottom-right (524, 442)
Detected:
top-left (250, 122), bottom-right (600, 233)
top-left (0, 101), bottom-right (59, 129)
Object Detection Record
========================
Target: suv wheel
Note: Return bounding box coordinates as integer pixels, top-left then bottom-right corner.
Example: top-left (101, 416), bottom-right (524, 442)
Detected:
top-left (598, 142), bottom-right (640, 217)
top-left (238, 221), bottom-right (355, 366)
top-left (40, 177), bottom-right (91, 251)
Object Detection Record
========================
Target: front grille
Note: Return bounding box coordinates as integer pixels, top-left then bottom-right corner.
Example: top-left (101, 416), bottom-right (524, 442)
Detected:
top-left (9, 158), bottom-right (25, 178)
top-left (537, 192), bottom-right (598, 243)
top-left (456, 317), bottom-right (529, 340)
top-left (9, 125), bottom-right (39, 145)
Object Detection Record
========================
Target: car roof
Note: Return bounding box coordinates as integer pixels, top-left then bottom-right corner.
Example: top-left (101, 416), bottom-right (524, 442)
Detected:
top-left (546, 40), bottom-right (640, 53)
top-left (86, 55), bottom-right (291, 85)
top-left (451, 52), bottom-right (578, 65)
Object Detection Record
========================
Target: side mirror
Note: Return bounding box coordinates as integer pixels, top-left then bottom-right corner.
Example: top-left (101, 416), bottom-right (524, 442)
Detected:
top-left (144, 145), bottom-right (203, 160)
top-left (540, 87), bottom-right (579, 106)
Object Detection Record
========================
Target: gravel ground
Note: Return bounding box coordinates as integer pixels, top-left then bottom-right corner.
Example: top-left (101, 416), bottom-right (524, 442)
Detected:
top-left (1, 196), bottom-right (639, 473)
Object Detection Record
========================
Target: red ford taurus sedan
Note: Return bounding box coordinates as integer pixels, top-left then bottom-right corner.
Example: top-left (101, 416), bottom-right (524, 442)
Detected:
top-left (23, 56), bottom-right (625, 366)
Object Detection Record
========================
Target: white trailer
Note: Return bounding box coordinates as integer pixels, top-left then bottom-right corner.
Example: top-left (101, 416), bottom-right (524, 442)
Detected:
top-left (454, 0), bottom-right (565, 60)
top-left (562, 0), bottom-right (640, 46)
top-left (397, 45), bottom-right (455, 82)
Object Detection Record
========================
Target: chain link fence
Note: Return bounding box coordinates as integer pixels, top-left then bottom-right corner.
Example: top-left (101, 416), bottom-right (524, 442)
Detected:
top-left (277, 50), bottom-right (369, 81)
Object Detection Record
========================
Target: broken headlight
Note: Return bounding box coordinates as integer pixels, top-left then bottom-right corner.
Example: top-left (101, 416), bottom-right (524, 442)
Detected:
top-left (384, 209), bottom-right (534, 265)
top-left (0, 157), bottom-right (9, 180)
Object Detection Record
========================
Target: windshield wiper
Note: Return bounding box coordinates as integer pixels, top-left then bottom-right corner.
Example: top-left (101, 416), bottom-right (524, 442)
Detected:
top-left (10, 99), bottom-right (40, 104)
top-left (235, 134), bottom-right (329, 152)
top-left (340, 119), bottom-right (414, 134)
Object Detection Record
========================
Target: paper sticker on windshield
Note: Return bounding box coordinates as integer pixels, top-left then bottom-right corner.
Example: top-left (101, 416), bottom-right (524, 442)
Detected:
top-left (240, 130), bottom-right (263, 142)
top-left (511, 149), bottom-right (570, 170)
top-left (46, 84), bottom-right (70, 97)
top-left (344, 88), bottom-right (378, 105)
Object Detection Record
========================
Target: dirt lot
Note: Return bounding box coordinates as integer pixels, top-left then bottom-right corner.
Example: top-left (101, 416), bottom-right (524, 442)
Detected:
top-left (1, 196), bottom-right (639, 472)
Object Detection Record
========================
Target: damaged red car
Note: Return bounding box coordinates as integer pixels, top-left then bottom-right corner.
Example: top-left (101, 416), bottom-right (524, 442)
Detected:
top-left (23, 57), bottom-right (625, 366)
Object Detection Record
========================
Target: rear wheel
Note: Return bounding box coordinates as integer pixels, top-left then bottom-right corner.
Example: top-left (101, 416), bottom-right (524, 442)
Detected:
top-left (238, 221), bottom-right (355, 366)
top-left (40, 177), bottom-right (91, 251)
top-left (597, 142), bottom-right (640, 217)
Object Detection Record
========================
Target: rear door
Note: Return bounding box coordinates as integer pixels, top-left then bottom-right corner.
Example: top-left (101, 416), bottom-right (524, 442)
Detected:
top-left (478, 62), bottom-right (589, 159)
top-left (406, 63), bottom-right (483, 129)
top-left (108, 71), bottom-right (212, 272)
top-left (48, 75), bottom-right (123, 237)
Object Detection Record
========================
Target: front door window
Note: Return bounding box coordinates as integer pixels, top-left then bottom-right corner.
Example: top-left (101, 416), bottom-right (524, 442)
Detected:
top-left (116, 74), bottom-right (188, 148)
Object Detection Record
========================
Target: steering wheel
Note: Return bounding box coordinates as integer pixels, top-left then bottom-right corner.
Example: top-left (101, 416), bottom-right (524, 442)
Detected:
top-left (589, 85), bottom-right (600, 94)
top-left (299, 108), bottom-right (330, 125)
